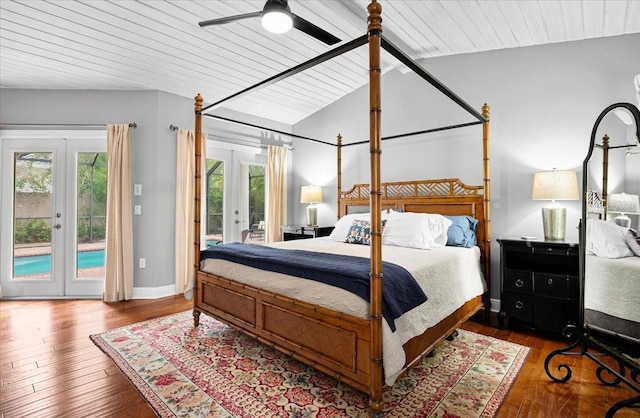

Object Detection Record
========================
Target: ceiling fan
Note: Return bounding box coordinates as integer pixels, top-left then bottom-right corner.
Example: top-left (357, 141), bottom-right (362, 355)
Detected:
top-left (198, 0), bottom-right (341, 45)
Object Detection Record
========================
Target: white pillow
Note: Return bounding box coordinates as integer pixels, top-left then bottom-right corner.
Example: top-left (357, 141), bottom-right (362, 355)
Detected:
top-left (586, 219), bottom-right (634, 258)
top-left (328, 210), bottom-right (396, 241)
top-left (382, 212), bottom-right (452, 249)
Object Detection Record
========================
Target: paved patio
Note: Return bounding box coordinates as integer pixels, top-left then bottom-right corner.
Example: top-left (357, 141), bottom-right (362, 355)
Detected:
top-left (14, 241), bottom-right (105, 257)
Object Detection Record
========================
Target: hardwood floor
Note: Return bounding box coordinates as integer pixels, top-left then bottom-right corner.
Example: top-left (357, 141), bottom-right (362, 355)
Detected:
top-left (1, 296), bottom-right (637, 417)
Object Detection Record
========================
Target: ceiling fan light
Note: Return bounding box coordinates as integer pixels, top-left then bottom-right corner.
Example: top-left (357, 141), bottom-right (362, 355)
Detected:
top-left (261, 10), bottom-right (292, 33)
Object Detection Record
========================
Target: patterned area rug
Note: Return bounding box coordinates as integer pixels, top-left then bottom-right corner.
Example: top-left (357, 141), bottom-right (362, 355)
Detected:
top-left (90, 311), bottom-right (529, 417)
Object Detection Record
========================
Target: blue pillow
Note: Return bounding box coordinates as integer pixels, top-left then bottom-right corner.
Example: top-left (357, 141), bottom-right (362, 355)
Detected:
top-left (444, 216), bottom-right (478, 247)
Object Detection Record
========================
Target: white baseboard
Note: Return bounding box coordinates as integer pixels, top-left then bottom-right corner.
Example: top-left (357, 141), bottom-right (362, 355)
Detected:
top-left (1, 284), bottom-right (176, 300)
top-left (490, 298), bottom-right (500, 313)
top-left (132, 284), bottom-right (176, 299)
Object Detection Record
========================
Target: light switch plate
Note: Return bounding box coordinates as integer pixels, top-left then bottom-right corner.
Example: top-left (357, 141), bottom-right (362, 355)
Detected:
top-left (134, 184), bottom-right (142, 196)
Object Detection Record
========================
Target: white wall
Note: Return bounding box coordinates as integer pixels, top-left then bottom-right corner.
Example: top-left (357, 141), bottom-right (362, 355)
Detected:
top-left (292, 34), bottom-right (640, 298)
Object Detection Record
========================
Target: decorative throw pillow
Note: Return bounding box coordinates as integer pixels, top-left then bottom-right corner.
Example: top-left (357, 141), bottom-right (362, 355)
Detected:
top-left (627, 229), bottom-right (640, 257)
top-left (344, 219), bottom-right (386, 245)
top-left (328, 211), bottom-right (395, 241)
top-left (329, 213), bottom-right (367, 241)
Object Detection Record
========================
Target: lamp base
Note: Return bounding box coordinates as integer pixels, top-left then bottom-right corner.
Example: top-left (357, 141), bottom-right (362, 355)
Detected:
top-left (613, 215), bottom-right (631, 228)
top-left (306, 205), bottom-right (318, 226)
top-left (541, 206), bottom-right (566, 241)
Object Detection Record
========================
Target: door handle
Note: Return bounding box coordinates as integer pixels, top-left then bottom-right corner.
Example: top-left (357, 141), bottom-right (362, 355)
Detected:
top-left (52, 223), bottom-right (62, 229)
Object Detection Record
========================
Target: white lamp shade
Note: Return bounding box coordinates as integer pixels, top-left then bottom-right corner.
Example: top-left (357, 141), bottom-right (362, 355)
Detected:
top-left (300, 185), bottom-right (322, 204)
top-left (532, 170), bottom-right (579, 201)
top-left (608, 193), bottom-right (640, 214)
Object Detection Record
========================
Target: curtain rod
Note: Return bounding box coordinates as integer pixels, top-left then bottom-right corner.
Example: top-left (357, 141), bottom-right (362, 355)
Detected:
top-left (169, 124), bottom-right (294, 151)
top-left (0, 122), bottom-right (137, 130)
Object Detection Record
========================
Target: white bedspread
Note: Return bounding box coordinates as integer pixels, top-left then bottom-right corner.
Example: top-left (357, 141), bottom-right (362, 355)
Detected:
top-left (201, 238), bottom-right (486, 385)
top-left (585, 254), bottom-right (640, 323)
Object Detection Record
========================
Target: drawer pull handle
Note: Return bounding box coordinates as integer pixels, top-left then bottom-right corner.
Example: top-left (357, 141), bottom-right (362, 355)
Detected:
top-left (515, 301), bottom-right (524, 309)
top-left (547, 278), bottom-right (553, 285)
top-left (547, 247), bottom-right (553, 252)
top-left (515, 279), bottom-right (524, 288)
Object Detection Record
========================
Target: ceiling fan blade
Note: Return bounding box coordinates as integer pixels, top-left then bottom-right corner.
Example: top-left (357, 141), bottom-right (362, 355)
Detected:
top-left (291, 14), bottom-right (341, 45)
top-left (199, 11), bottom-right (262, 27)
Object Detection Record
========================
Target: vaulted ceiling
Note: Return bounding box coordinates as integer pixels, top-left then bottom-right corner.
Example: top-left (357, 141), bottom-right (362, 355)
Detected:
top-left (1, 0), bottom-right (639, 125)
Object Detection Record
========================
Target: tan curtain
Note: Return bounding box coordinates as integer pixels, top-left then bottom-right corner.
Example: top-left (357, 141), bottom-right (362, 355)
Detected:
top-left (266, 145), bottom-right (287, 242)
top-left (175, 128), bottom-right (206, 300)
top-left (104, 124), bottom-right (133, 302)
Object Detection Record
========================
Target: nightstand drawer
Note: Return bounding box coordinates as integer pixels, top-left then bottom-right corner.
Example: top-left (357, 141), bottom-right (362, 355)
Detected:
top-left (504, 269), bottom-right (533, 292)
top-left (534, 273), bottom-right (572, 299)
top-left (504, 291), bottom-right (534, 322)
top-left (532, 245), bottom-right (578, 257)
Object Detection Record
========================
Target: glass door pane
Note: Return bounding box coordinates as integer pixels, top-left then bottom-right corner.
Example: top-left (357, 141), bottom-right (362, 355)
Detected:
top-left (75, 152), bottom-right (107, 279)
top-left (246, 164), bottom-right (265, 243)
top-left (13, 152), bottom-right (54, 279)
top-left (206, 158), bottom-right (224, 245)
top-left (64, 136), bottom-right (107, 296)
top-left (1, 138), bottom-right (65, 297)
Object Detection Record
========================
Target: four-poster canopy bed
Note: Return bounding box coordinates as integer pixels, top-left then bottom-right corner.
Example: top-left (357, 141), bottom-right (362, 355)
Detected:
top-left (191, 1), bottom-right (491, 414)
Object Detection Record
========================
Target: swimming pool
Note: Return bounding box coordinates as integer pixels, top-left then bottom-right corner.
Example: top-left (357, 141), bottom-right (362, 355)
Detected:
top-left (14, 249), bottom-right (105, 276)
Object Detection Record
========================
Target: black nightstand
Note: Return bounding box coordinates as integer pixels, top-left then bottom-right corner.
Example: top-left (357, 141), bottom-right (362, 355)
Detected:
top-left (281, 225), bottom-right (334, 241)
top-left (497, 237), bottom-right (579, 334)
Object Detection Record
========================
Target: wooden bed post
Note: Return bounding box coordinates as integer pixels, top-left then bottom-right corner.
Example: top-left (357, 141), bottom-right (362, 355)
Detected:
top-left (482, 104), bottom-right (491, 289)
top-left (193, 94), bottom-right (203, 327)
top-left (602, 134), bottom-right (609, 218)
top-left (337, 133), bottom-right (342, 219)
top-left (367, 1), bottom-right (384, 415)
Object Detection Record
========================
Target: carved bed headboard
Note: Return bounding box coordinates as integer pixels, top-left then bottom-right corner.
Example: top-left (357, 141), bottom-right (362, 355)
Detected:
top-left (338, 178), bottom-right (490, 279)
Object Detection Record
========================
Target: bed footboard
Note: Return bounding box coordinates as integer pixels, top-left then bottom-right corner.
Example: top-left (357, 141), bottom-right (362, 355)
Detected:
top-left (194, 271), bottom-right (486, 397)
top-left (194, 270), bottom-right (374, 393)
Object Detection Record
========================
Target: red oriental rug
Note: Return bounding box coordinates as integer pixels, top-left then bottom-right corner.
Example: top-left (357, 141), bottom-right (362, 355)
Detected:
top-left (90, 311), bottom-right (528, 417)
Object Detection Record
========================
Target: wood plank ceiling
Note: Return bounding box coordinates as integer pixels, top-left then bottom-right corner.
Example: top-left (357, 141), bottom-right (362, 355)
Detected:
top-left (1, 0), bottom-right (639, 125)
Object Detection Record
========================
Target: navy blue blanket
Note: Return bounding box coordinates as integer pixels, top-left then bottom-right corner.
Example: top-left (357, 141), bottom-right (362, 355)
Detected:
top-left (200, 243), bottom-right (427, 331)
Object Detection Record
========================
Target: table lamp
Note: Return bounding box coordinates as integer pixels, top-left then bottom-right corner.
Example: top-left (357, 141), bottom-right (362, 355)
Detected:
top-left (300, 185), bottom-right (322, 226)
top-left (532, 170), bottom-right (579, 241)
top-left (607, 193), bottom-right (640, 228)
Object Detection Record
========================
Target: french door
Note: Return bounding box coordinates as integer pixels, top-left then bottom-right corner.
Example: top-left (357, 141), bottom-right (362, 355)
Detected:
top-left (0, 132), bottom-right (106, 298)
top-left (205, 145), bottom-right (266, 244)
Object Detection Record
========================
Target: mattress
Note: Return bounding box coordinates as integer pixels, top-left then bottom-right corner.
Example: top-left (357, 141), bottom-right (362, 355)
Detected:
top-left (584, 254), bottom-right (640, 342)
top-left (200, 237), bottom-right (486, 385)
